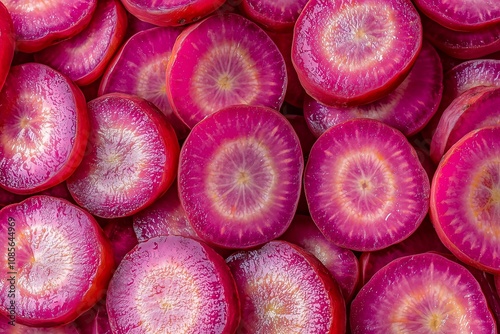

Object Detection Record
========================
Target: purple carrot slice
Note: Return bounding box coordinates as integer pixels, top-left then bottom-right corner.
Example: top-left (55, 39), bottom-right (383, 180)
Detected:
top-left (413, 0), bottom-right (500, 32)
top-left (240, 0), bottom-right (309, 32)
top-left (305, 118), bottom-right (430, 251)
top-left (166, 13), bottom-right (287, 129)
top-left (292, 0), bottom-right (422, 106)
top-left (67, 93), bottom-right (179, 219)
top-left (0, 195), bottom-right (114, 327)
top-left (178, 105), bottom-right (303, 249)
top-left (303, 40), bottom-right (442, 137)
top-left (0, 2), bottom-right (14, 93)
top-left (422, 14), bottom-right (500, 60)
top-left (430, 126), bottom-right (500, 274)
top-left (227, 240), bottom-right (345, 333)
top-left (99, 26), bottom-right (190, 139)
top-left (351, 252), bottom-right (496, 333)
top-left (124, 11), bottom-right (156, 39)
top-left (359, 217), bottom-right (450, 285)
top-left (430, 86), bottom-right (500, 163)
top-left (106, 235), bottom-right (240, 333)
top-left (102, 217), bottom-right (138, 265)
top-left (133, 182), bottom-right (199, 243)
top-left (280, 215), bottom-right (360, 302)
top-left (1, 0), bottom-right (97, 53)
top-left (75, 299), bottom-right (111, 334)
top-left (34, 0), bottom-right (128, 86)
top-left (0, 63), bottom-right (89, 195)
top-left (121, 0), bottom-right (225, 26)
top-left (0, 316), bottom-right (80, 333)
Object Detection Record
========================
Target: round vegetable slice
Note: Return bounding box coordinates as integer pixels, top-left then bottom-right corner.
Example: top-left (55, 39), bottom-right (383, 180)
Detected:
top-left (413, 0), bottom-right (500, 32)
top-left (0, 195), bottom-right (114, 327)
top-left (351, 252), bottom-right (496, 333)
top-left (166, 13), bottom-right (287, 129)
top-left (305, 118), bottom-right (430, 251)
top-left (303, 40), bottom-right (442, 137)
top-left (0, 63), bottom-right (89, 195)
top-left (240, 0), bottom-right (308, 32)
top-left (1, 0), bottom-right (97, 53)
top-left (106, 235), bottom-right (240, 333)
top-left (34, 0), bottom-right (128, 86)
top-left (121, 0), bottom-right (225, 26)
top-left (430, 126), bottom-right (500, 274)
top-left (67, 93), bottom-right (179, 218)
top-left (0, 2), bottom-right (14, 93)
top-left (292, 0), bottom-right (422, 106)
top-left (280, 215), bottom-right (360, 302)
top-left (99, 26), bottom-right (190, 139)
top-left (178, 105), bottom-right (303, 249)
top-left (226, 240), bottom-right (346, 333)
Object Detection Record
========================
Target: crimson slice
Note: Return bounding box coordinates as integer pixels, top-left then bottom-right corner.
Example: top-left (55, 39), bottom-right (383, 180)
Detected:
top-left (0, 3), bottom-right (14, 93)
top-left (0, 195), bottom-right (114, 327)
top-left (67, 93), bottom-right (179, 218)
top-left (305, 118), bottom-right (429, 251)
top-left (106, 235), bottom-right (240, 333)
top-left (0, 63), bottom-right (89, 195)
top-left (226, 240), bottom-right (346, 333)
top-left (178, 105), bottom-right (303, 249)
top-left (292, 0), bottom-right (422, 106)
top-left (166, 13), bottom-right (287, 129)
top-left (240, 0), bottom-right (308, 32)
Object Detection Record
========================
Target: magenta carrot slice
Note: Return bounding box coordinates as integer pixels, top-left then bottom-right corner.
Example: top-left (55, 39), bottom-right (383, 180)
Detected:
top-left (102, 217), bottom-right (138, 266)
top-left (292, 0), bottom-right (422, 106)
top-left (431, 126), bottom-right (500, 274)
top-left (178, 105), bottom-right (303, 249)
top-left (34, 0), bottom-right (128, 86)
top-left (133, 182), bottom-right (199, 243)
top-left (166, 13), bottom-right (287, 129)
top-left (75, 299), bottom-right (111, 334)
top-left (0, 63), bottom-right (89, 195)
top-left (413, 0), bottom-right (500, 31)
top-left (240, 0), bottom-right (308, 32)
top-left (67, 93), bottom-right (179, 218)
top-left (422, 15), bottom-right (500, 60)
top-left (303, 40), bottom-right (442, 137)
top-left (430, 86), bottom-right (500, 163)
top-left (227, 240), bottom-right (346, 333)
top-left (99, 26), bottom-right (190, 139)
top-left (124, 11), bottom-right (156, 39)
top-left (0, 316), bottom-right (80, 333)
top-left (305, 118), bottom-right (430, 251)
top-left (0, 3), bottom-right (14, 93)
top-left (121, 0), bottom-right (225, 26)
top-left (281, 215), bottom-right (360, 302)
top-left (106, 235), bottom-right (240, 333)
top-left (0, 195), bottom-right (114, 327)
top-left (351, 253), bottom-right (496, 333)
top-left (1, 0), bottom-right (97, 53)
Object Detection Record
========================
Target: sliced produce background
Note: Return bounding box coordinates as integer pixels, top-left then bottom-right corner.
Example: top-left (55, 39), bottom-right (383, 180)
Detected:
top-left (0, 0), bottom-right (499, 332)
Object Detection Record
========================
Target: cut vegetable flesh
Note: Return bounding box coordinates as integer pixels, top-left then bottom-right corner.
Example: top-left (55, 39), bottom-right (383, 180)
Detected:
top-left (0, 2), bottom-right (14, 93)
top-left (0, 63), bottom-right (89, 195)
top-left (133, 182), bottom-right (199, 243)
top-left (0, 195), bottom-right (114, 327)
top-left (422, 15), bottom-right (500, 60)
top-left (178, 105), bottom-right (303, 249)
top-left (226, 240), bottom-right (345, 333)
top-left (413, 0), bottom-right (500, 31)
top-left (99, 26), bottom-right (190, 139)
top-left (280, 215), bottom-right (360, 302)
top-left (351, 253), bottom-right (496, 333)
top-left (121, 0), bottom-right (225, 26)
top-left (305, 118), bottom-right (430, 251)
top-left (106, 235), bottom-right (240, 333)
top-left (34, 0), bottom-right (128, 86)
top-left (303, 40), bottom-right (442, 137)
top-left (292, 0), bottom-right (422, 106)
top-left (1, 0), bottom-right (97, 53)
top-left (431, 126), bottom-right (500, 274)
top-left (240, 0), bottom-right (309, 31)
top-left (67, 93), bottom-right (179, 218)
top-left (166, 13), bottom-right (287, 129)
top-left (430, 86), bottom-right (500, 163)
